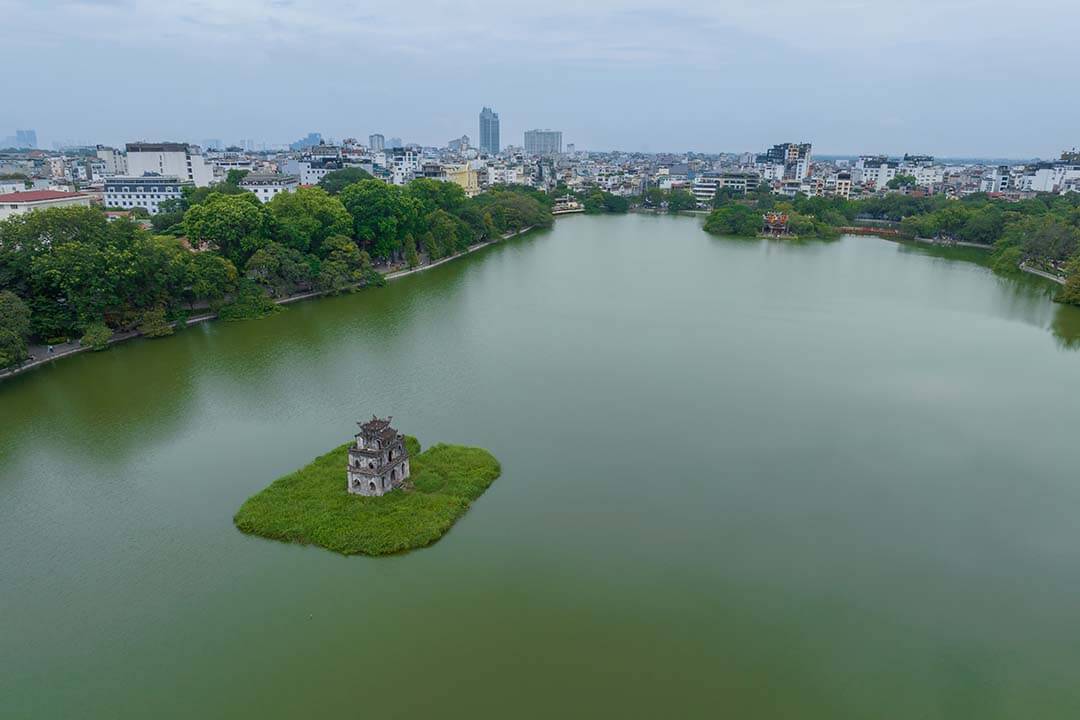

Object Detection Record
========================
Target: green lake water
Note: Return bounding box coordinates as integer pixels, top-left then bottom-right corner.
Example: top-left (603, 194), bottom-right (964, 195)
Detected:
top-left (3, 214), bottom-right (1080, 718)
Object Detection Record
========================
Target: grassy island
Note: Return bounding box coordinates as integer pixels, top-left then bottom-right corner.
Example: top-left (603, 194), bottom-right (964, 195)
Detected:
top-left (234, 437), bottom-right (501, 556)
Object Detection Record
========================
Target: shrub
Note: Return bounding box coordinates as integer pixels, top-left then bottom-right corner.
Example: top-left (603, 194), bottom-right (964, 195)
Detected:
top-left (80, 322), bottom-right (113, 351)
top-left (137, 306), bottom-right (174, 338)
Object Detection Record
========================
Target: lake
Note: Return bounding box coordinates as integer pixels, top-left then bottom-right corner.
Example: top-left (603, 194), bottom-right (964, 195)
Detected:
top-left (3, 213), bottom-right (1080, 718)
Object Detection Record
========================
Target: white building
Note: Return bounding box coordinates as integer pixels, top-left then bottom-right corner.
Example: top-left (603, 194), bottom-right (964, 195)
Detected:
top-left (239, 173), bottom-right (299, 203)
top-left (103, 175), bottom-right (192, 214)
top-left (0, 190), bottom-right (92, 220)
top-left (854, 156), bottom-right (899, 190)
top-left (125, 142), bottom-right (213, 187)
top-left (95, 145), bottom-right (127, 176)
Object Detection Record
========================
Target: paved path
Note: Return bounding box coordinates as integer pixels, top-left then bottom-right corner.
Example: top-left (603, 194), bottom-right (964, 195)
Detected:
top-left (1020, 262), bottom-right (1067, 286)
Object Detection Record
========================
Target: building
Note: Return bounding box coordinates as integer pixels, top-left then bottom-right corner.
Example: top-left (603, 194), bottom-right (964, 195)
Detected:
top-left (95, 145), bottom-right (127, 176)
top-left (290, 132), bottom-right (323, 151)
top-left (239, 173), bottom-right (299, 203)
top-left (103, 174), bottom-right (191, 214)
top-left (762, 212), bottom-right (790, 236)
top-left (0, 189), bottom-right (91, 219)
top-left (444, 163), bottom-right (480, 196)
top-left (125, 142), bottom-right (213, 187)
top-left (756, 142), bottom-right (812, 180)
top-left (524, 129), bottom-right (562, 156)
top-left (479, 106), bottom-right (500, 155)
top-left (369, 133), bottom-right (385, 152)
top-left (854, 156), bottom-right (899, 190)
top-left (346, 416), bottom-right (411, 496)
top-left (833, 171), bottom-right (852, 199)
top-left (15, 130), bottom-right (37, 149)
top-left (447, 135), bottom-right (470, 152)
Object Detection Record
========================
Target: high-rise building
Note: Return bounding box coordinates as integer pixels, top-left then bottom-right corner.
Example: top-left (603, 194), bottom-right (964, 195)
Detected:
top-left (524, 129), bottom-right (562, 156)
top-left (755, 142), bottom-right (812, 180)
top-left (369, 133), bottom-right (385, 151)
top-left (479, 107), bottom-right (500, 155)
top-left (388, 137), bottom-right (404, 149)
top-left (289, 132), bottom-right (322, 151)
top-left (15, 129), bottom-right (37, 148)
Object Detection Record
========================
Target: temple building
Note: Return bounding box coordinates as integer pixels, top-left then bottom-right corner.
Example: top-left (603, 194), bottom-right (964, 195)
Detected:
top-left (762, 212), bottom-right (791, 237)
top-left (346, 416), bottom-right (410, 496)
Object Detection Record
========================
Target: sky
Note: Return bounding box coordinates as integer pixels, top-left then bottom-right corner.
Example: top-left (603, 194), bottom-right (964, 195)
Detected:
top-left (1, 0), bottom-right (1077, 158)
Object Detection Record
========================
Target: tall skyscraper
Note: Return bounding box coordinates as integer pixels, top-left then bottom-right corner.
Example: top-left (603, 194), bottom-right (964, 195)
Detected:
top-left (524, 129), bottom-right (562, 156)
top-left (369, 133), bottom-right (385, 151)
top-left (479, 107), bottom-right (500, 155)
top-left (15, 129), bottom-right (37, 148)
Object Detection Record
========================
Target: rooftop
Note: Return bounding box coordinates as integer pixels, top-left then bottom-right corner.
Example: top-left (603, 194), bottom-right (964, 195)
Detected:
top-left (0, 189), bottom-right (87, 203)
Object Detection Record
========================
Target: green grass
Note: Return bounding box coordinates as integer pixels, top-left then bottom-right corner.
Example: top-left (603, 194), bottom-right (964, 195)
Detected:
top-left (233, 437), bottom-right (501, 556)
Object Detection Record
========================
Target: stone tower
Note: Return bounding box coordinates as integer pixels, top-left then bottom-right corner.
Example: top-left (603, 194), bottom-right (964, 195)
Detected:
top-left (346, 416), bottom-right (410, 496)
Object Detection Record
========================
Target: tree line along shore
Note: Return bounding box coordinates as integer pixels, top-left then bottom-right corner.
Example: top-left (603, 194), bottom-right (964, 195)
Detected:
top-left (2, 175), bottom-right (1078, 373)
top-left (0, 170), bottom-right (553, 370)
top-left (700, 185), bottom-right (1080, 304)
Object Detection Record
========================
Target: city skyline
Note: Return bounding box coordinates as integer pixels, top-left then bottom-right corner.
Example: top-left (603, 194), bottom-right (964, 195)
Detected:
top-left (1, 1), bottom-right (1079, 156)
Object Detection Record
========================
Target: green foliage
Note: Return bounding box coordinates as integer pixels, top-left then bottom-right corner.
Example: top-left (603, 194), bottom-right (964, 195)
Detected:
top-left (136, 306), bottom-right (174, 338)
top-left (1056, 256), bottom-right (1080, 306)
top-left (703, 205), bottom-right (760, 236)
top-left (217, 281), bottom-right (281, 321)
top-left (182, 192), bottom-right (272, 267)
top-left (581, 189), bottom-right (629, 214)
top-left (190, 252), bottom-right (239, 308)
top-left (232, 438), bottom-right (502, 556)
top-left (79, 322), bottom-right (112, 351)
top-left (886, 174), bottom-right (918, 189)
top-left (316, 235), bottom-right (377, 293)
top-left (339, 180), bottom-right (421, 261)
top-left (317, 167), bottom-right (373, 195)
top-left (225, 169), bottom-right (249, 186)
top-left (666, 189), bottom-right (699, 213)
top-left (266, 186), bottom-right (351, 256)
top-left (989, 245), bottom-right (1024, 276)
top-left (245, 242), bottom-right (314, 297)
top-left (404, 233), bottom-right (420, 268)
top-left (0, 290), bottom-right (31, 367)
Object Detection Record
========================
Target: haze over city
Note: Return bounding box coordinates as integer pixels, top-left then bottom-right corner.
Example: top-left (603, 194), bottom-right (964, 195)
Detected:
top-left (2, 0), bottom-right (1078, 157)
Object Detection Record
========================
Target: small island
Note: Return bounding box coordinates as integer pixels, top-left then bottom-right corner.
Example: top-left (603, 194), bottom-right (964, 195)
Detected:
top-left (234, 416), bottom-right (501, 556)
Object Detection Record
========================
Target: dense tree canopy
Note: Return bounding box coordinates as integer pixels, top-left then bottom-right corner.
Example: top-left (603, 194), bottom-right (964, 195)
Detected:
top-left (317, 167), bottom-right (373, 195)
top-left (183, 192), bottom-right (272, 267)
top-left (267, 186), bottom-right (352, 256)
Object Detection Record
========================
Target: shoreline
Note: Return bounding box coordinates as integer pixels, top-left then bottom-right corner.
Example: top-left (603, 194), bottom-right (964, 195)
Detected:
top-left (0, 225), bottom-right (539, 383)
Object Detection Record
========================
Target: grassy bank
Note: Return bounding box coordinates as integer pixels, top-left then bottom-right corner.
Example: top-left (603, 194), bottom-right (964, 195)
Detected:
top-left (233, 437), bottom-right (501, 556)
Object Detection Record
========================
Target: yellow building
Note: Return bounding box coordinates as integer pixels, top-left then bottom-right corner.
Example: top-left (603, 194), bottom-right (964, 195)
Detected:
top-left (444, 164), bottom-right (479, 197)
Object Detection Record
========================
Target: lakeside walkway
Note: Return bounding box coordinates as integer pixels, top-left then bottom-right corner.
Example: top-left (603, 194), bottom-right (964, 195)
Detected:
top-left (0, 225), bottom-right (538, 382)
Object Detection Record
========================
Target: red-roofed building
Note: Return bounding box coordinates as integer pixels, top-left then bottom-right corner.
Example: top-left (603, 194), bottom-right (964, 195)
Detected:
top-left (0, 190), bottom-right (91, 219)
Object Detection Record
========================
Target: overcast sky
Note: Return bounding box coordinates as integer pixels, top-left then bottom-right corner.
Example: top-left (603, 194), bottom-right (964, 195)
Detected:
top-left (1, 0), bottom-right (1077, 157)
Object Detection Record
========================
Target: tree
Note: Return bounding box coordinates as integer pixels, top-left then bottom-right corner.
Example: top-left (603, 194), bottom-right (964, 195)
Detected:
top-left (80, 322), bottom-right (112, 351)
top-left (190, 252), bottom-right (239, 308)
top-left (267, 186), bottom-right (352, 256)
top-left (226, 169), bottom-right (250, 186)
top-left (666, 189), bottom-right (698, 213)
top-left (317, 167), bottom-right (373, 195)
top-left (703, 205), bottom-right (760, 236)
top-left (887, 174), bottom-right (918, 189)
top-left (404, 233), bottom-right (420, 268)
top-left (137, 306), bottom-right (174, 338)
top-left (0, 290), bottom-right (31, 367)
top-left (182, 192), bottom-right (272, 266)
top-left (338, 180), bottom-right (420, 261)
top-left (244, 242), bottom-right (314, 297)
top-left (317, 235), bottom-right (377, 293)
top-left (406, 178), bottom-right (467, 216)
top-left (1056, 255), bottom-right (1080, 306)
